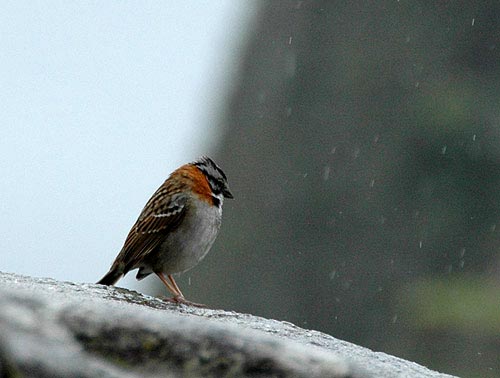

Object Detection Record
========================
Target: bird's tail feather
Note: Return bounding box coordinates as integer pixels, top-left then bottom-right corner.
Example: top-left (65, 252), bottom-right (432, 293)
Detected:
top-left (96, 269), bottom-right (123, 286)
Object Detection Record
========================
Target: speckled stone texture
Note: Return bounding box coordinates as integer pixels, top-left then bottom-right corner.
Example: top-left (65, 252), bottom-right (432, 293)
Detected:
top-left (0, 272), bottom-right (457, 378)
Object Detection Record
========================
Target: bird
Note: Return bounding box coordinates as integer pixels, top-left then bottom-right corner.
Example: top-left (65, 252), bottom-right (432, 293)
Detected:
top-left (96, 156), bottom-right (233, 307)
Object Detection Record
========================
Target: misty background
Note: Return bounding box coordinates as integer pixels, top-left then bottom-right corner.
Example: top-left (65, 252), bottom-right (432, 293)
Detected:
top-left (2, 2), bottom-right (499, 378)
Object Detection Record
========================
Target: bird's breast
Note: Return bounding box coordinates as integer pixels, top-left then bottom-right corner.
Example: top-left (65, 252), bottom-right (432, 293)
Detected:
top-left (156, 198), bottom-right (223, 274)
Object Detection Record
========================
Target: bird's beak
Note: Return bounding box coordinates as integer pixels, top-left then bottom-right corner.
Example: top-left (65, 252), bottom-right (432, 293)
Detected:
top-left (223, 187), bottom-right (234, 199)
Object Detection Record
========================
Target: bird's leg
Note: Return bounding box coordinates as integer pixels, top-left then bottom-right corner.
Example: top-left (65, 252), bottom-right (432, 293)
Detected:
top-left (168, 274), bottom-right (184, 298)
top-left (156, 272), bottom-right (206, 307)
top-left (156, 272), bottom-right (179, 296)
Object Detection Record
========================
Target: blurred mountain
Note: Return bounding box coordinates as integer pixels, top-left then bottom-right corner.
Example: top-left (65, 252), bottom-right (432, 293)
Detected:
top-left (160, 2), bottom-right (500, 377)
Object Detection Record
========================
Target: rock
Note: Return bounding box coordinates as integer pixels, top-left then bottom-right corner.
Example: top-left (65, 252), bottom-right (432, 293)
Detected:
top-left (0, 272), bottom-right (457, 378)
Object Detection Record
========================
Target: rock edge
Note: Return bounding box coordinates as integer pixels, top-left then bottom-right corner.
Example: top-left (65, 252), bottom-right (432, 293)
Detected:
top-left (0, 272), bottom-right (457, 378)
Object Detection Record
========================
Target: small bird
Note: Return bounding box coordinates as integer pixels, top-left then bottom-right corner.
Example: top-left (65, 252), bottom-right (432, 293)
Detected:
top-left (97, 156), bottom-right (233, 306)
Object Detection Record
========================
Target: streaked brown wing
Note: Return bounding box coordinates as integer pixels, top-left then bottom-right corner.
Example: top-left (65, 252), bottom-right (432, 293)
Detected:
top-left (116, 190), bottom-right (188, 272)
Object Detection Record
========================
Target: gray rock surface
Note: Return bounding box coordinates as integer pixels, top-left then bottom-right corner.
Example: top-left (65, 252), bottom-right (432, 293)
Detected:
top-left (0, 271), bottom-right (458, 378)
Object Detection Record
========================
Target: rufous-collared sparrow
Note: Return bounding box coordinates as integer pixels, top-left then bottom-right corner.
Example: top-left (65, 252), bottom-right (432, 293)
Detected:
top-left (97, 156), bottom-right (233, 307)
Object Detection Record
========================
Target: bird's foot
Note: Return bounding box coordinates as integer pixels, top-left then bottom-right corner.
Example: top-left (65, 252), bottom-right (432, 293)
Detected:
top-left (161, 295), bottom-right (206, 308)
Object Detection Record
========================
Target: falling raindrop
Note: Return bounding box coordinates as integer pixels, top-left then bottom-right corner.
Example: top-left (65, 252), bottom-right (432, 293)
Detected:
top-left (323, 166), bottom-right (331, 181)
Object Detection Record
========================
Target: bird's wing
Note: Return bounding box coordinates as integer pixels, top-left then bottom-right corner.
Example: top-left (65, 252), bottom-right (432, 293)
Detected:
top-left (116, 190), bottom-right (188, 272)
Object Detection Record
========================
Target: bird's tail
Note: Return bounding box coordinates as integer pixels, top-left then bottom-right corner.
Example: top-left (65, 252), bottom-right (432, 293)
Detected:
top-left (96, 268), bottom-right (123, 286)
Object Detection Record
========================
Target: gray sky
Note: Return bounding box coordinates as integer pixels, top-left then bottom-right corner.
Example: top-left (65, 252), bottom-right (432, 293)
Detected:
top-left (0, 1), bottom-right (253, 289)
